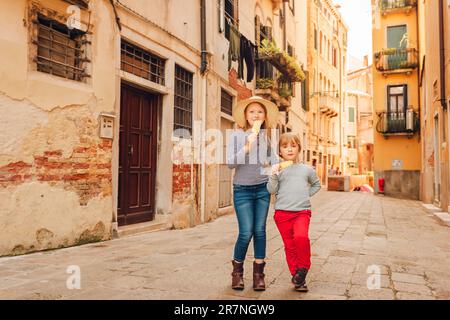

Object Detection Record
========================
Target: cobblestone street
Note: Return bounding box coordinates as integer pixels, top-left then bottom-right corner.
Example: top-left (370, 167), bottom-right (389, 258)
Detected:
top-left (0, 191), bottom-right (449, 300)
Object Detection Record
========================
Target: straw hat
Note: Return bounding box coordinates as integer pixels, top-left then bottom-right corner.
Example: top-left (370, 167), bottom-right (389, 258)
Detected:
top-left (233, 96), bottom-right (279, 129)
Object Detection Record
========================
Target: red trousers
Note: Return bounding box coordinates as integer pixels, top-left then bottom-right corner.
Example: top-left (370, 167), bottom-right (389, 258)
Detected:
top-left (274, 210), bottom-right (312, 275)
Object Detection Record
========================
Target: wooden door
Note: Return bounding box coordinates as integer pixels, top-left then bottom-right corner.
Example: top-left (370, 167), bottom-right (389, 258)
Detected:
top-left (118, 84), bottom-right (158, 226)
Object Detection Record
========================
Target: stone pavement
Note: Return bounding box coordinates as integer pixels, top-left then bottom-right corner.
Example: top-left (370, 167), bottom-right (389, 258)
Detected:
top-left (0, 191), bottom-right (449, 300)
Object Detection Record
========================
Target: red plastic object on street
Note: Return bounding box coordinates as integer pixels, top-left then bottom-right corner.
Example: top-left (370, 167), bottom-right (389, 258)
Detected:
top-left (378, 178), bottom-right (385, 194)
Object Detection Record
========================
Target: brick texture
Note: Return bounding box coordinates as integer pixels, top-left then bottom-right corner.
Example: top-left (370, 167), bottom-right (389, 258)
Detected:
top-left (228, 69), bottom-right (253, 101)
top-left (0, 135), bottom-right (112, 206)
top-left (172, 164), bottom-right (199, 200)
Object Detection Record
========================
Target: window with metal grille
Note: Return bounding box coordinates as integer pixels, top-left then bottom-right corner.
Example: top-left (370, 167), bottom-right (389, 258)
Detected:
top-left (34, 14), bottom-right (89, 81)
top-left (174, 65), bottom-right (193, 136)
top-left (307, 150), bottom-right (310, 162)
top-left (221, 89), bottom-right (233, 116)
top-left (121, 40), bottom-right (165, 85)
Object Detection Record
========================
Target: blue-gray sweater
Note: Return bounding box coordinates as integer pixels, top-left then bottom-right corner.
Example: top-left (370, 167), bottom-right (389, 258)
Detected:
top-left (226, 130), bottom-right (279, 186)
top-left (267, 163), bottom-right (321, 211)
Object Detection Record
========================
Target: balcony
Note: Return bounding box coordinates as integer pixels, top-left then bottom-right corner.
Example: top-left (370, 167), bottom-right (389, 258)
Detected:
top-left (376, 110), bottom-right (420, 137)
top-left (319, 94), bottom-right (339, 118)
top-left (379, 0), bottom-right (417, 15)
top-left (374, 48), bottom-right (418, 76)
top-left (62, 0), bottom-right (89, 9)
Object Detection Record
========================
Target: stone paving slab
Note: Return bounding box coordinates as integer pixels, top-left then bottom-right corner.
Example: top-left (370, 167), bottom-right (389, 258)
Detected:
top-left (0, 191), bottom-right (449, 300)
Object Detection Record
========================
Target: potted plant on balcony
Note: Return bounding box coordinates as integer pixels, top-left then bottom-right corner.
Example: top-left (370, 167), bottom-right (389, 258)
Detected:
top-left (259, 39), bottom-right (306, 83)
top-left (256, 78), bottom-right (276, 90)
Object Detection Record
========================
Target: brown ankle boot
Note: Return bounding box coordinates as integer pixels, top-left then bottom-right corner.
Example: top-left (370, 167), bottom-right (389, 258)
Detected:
top-left (231, 260), bottom-right (244, 290)
top-left (253, 261), bottom-right (266, 291)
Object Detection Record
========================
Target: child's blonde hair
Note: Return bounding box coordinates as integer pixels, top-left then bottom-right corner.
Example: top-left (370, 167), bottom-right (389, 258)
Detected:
top-left (279, 133), bottom-right (302, 162)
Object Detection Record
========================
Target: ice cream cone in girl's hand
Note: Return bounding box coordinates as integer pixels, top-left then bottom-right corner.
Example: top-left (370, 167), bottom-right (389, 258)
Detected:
top-left (252, 120), bottom-right (263, 134)
top-left (279, 161), bottom-right (294, 170)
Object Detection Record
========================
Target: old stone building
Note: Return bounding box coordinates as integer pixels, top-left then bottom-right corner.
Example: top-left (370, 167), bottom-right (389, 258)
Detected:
top-left (346, 57), bottom-right (374, 175)
top-left (0, 0), bottom-right (314, 256)
top-left (306, 0), bottom-right (348, 184)
top-left (418, 0), bottom-right (450, 213)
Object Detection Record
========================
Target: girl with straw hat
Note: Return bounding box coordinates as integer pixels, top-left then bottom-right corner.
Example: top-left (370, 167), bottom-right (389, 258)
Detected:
top-left (226, 96), bottom-right (280, 291)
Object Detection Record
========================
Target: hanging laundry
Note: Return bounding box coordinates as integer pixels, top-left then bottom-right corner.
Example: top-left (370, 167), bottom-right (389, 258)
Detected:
top-left (228, 22), bottom-right (240, 71)
top-left (238, 35), bottom-right (256, 82)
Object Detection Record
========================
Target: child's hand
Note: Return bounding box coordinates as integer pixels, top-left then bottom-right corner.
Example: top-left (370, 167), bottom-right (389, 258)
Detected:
top-left (244, 132), bottom-right (258, 153)
top-left (247, 132), bottom-right (258, 144)
top-left (271, 163), bottom-right (281, 175)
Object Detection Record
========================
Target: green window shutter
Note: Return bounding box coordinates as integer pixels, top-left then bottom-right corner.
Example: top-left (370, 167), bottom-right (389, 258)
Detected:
top-left (349, 107), bottom-right (355, 122)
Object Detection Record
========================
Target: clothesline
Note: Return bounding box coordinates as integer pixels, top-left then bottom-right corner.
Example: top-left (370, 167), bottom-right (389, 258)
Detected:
top-left (227, 19), bottom-right (258, 83)
top-left (217, 0), bottom-right (264, 37)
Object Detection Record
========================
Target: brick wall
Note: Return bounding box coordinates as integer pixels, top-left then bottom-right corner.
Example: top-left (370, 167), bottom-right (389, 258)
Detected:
top-left (228, 69), bottom-right (253, 101)
top-left (0, 135), bottom-right (112, 206)
top-left (172, 164), bottom-right (198, 199)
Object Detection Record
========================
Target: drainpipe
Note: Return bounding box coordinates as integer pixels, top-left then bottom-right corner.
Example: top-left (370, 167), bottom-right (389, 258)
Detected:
top-left (200, 0), bottom-right (208, 224)
top-left (283, 0), bottom-right (287, 51)
top-left (335, 29), bottom-right (343, 173)
top-left (416, 2), bottom-right (421, 141)
top-left (438, 0), bottom-right (447, 109)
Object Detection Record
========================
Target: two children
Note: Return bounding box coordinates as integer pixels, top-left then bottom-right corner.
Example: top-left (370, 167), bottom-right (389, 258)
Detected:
top-left (226, 95), bottom-right (321, 292)
top-left (267, 133), bottom-right (321, 292)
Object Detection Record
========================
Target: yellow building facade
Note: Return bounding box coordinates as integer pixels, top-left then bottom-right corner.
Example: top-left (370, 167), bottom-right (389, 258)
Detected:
top-left (371, 0), bottom-right (421, 199)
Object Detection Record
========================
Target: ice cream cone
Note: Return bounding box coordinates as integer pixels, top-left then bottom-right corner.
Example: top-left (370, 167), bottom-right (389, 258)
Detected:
top-left (252, 120), bottom-right (263, 134)
top-left (279, 161), bottom-right (294, 170)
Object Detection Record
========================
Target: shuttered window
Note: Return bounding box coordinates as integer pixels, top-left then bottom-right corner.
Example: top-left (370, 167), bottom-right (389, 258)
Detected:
top-left (221, 89), bottom-right (233, 116)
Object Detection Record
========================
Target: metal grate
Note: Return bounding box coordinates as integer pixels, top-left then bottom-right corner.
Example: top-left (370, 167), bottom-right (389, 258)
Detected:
top-left (174, 65), bottom-right (193, 136)
top-left (221, 89), bottom-right (233, 116)
top-left (121, 40), bottom-right (165, 85)
top-left (34, 14), bottom-right (89, 81)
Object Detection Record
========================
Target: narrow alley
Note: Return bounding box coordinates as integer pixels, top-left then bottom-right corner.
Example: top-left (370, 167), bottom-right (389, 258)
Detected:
top-left (0, 191), bottom-right (448, 300)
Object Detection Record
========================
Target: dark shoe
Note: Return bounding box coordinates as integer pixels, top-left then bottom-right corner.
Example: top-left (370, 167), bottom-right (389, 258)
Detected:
top-left (231, 260), bottom-right (244, 290)
top-left (253, 261), bottom-right (266, 291)
top-left (292, 268), bottom-right (309, 292)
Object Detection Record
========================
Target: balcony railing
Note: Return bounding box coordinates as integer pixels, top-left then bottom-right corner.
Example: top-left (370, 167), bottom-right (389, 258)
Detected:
top-left (374, 48), bottom-right (418, 74)
top-left (376, 110), bottom-right (420, 136)
top-left (379, 0), bottom-right (417, 14)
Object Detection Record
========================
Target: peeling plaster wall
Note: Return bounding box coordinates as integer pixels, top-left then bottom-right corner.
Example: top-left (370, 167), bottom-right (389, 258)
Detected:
top-left (0, 0), bottom-right (116, 256)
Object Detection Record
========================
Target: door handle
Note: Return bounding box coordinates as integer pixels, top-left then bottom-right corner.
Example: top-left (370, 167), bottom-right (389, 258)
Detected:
top-left (128, 145), bottom-right (134, 156)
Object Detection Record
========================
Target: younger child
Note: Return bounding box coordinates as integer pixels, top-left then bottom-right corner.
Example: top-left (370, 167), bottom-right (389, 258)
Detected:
top-left (267, 133), bottom-right (321, 292)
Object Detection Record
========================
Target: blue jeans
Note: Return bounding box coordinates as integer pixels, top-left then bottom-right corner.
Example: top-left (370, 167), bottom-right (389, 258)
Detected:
top-left (233, 182), bottom-right (271, 262)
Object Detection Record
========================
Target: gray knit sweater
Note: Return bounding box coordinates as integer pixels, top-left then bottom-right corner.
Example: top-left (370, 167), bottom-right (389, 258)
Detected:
top-left (226, 130), bottom-right (279, 186)
top-left (267, 163), bottom-right (321, 211)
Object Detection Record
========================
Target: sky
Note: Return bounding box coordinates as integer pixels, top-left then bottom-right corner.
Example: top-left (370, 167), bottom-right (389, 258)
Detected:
top-left (334, 0), bottom-right (373, 69)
